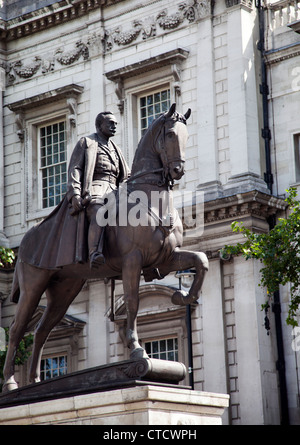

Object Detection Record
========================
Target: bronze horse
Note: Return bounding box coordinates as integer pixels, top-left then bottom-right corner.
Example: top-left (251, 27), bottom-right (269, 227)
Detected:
top-left (2, 104), bottom-right (208, 392)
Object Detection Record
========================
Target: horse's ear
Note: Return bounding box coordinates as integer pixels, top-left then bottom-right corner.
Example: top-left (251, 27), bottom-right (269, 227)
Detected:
top-left (184, 108), bottom-right (191, 120)
top-left (166, 103), bottom-right (176, 118)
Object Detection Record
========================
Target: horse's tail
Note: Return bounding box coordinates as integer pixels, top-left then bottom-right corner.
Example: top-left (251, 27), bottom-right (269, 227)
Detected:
top-left (9, 261), bottom-right (20, 304)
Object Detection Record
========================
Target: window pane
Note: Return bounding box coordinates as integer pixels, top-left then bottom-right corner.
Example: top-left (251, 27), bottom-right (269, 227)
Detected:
top-left (144, 337), bottom-right (178, 362)
top-left (40, 354), bottom-right (68, 381)
top-left (39, 121), bottom-right (67, 209)
top-left (139, 89), bottom-right (170, 137)
top-left (147, 95), bottom-right (153, 105)
top-left (154, 92), bottom-right (161, 103)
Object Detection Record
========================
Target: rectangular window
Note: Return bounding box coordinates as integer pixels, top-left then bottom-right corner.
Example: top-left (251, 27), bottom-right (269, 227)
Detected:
top-left (139, 89), bottom-right (171, 136)
top-left (39, 121), bottom-right (67, 208)
top-left (144, 337), bottom-right (178, 361)
top-left (294, 133), bottom-right (300, 183)
top-left (40, 354), bottom-right (68, 381)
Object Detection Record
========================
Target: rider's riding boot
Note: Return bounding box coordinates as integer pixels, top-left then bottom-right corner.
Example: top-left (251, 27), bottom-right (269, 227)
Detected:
top-left (90, 250), bottom-right (105, 268)
top-left (89, 225), bottom-right (105, 268)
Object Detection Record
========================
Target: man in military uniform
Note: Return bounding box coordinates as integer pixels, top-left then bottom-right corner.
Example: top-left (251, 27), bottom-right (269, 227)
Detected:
top-left (67, 111), bottom-right (130, 268)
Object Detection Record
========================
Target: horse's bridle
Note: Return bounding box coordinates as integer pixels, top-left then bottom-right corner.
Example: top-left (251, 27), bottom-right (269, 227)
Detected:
top-left (127, 113), bottom-right (186, 189)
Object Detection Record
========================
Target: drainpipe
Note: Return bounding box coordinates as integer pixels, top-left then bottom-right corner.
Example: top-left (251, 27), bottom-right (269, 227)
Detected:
top-left (256, 1), bottom-right (290, 425)
top-left (0, 65), bottom-right (8, 248)
top-left (256, 0), bottom-right (273, 194)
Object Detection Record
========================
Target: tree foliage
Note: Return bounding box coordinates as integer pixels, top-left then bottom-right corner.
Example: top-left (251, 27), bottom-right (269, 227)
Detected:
top-left (0, 246), bottom-right (32, 389)
top-left (0, 246), bottom-right (15, 268)
top-left (223, 187), bottom-right (300, 327)
top-left (0, 328), bottom-right (34, 390)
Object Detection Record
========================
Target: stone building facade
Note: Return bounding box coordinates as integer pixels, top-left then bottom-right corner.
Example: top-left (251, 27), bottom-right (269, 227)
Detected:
top-left (0, 0), bottom-right (300, 424)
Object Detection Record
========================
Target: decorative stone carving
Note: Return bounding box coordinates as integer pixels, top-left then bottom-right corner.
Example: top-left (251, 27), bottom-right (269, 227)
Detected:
top-left (113, 78), bottom-right (125, 113)
top-left (55, 40), bottom-right (89, 65)
top-left (157, 9), bottom-right (184, 30)
top-left (67, 97), bottom-right (78, 128)
top-left (4, 0), bottom-right (211, 84)
top-left (15, 112), bottom-right (25, 141)
top-left (102, 0), bottom-right (212, 53)
top-left (5, 39), bottom-right (89, 85)
top-left (112, 20), bottom-right (142, 46)
top-left (6, 56), bottom-right (41, 83)
top-left (141, 16), bottom-right (156, 39)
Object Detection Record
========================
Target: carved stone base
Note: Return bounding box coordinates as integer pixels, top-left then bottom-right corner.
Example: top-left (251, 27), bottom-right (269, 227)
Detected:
top-left (0, 358), bottom-right (186, 409)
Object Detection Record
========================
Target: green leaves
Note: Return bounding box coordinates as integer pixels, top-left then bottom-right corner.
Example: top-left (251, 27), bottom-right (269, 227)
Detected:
top-left (0, 328), bottom-right (33, 390)
top-left (223, 188), bottom-right (300, 326)
top-left (0, 246), bottom-right (15, 268)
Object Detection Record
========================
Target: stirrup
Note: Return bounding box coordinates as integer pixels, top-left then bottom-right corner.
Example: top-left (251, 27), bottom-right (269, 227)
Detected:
top-left (90, 251), bottom-right (106, 268)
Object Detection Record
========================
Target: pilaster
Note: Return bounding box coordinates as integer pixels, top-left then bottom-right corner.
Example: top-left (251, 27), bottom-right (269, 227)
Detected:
top-left (196, 17), bottom-right (219, 191)
top-left (226, 3), bottom-right (266, 193)
top-left (233, 256), bottom-right (280, 424)
top-left (202, 258), bottom-right (229, 423)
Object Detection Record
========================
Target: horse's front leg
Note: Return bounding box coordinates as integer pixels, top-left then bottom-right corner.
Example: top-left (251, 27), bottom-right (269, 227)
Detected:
top-left (163, 248), bottom-right (209, 306)
top-left (122, 251), bottom-right (148, 359)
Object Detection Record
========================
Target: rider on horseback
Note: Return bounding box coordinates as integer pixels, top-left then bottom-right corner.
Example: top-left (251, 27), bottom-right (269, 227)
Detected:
top-left (67, 112), bottom-right (130, 268)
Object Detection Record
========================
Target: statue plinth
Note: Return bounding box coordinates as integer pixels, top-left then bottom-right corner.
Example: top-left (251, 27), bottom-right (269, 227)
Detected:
top-left (0, 358), bottom-right (187, 409)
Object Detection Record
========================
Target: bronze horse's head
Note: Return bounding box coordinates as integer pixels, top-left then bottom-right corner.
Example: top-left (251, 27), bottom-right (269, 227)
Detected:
top-left (153, 103), bottom-right (191, 183)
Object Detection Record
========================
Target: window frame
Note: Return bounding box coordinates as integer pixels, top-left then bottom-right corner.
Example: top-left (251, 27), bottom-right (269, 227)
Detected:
top-left (37, 119), bottom-right (68, 210)
top-left (40, 352), bottom-right (68, 381)
top-left (138, 87), bottom-right (171, 138)
top-left (124, 78), bottom-right (175, 166)
top-left (293, 132), bottom-right (300, 183)
top-left (8, 84), bottom-right (83, 227)
top-left (144, 335), bottom-right (179, 362)
top-left (23, 108), bottom-right (73, 224)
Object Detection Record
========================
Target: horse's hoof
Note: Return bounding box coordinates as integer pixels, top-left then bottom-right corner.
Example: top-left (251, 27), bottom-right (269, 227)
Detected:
top-left (130, 347), bottom-right (148, 360)
top-left (171, 290), bottom-right (188, 306)
top-left (2, 378), bottom-right (18, 393)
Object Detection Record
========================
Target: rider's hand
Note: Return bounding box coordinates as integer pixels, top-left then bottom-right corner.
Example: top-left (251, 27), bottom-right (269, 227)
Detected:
top-left (71, 195), bottom-right (83, 213)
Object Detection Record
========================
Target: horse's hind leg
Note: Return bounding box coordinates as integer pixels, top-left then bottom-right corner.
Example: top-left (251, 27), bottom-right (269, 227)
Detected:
top-left (29, 277), bottom-right (85, 384)
top-left (2, 263), bottom-right (51, 392)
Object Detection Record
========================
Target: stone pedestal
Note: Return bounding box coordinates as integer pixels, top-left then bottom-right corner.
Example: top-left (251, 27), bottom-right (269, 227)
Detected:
top-left (0, 385), bottom-right (229, 425)
top-left (0, 359), bottom-right (229, 425)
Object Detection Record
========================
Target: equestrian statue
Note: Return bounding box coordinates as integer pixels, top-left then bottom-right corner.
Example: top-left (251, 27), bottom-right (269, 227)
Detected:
top-left (2, 104), bottom-right (208, 392)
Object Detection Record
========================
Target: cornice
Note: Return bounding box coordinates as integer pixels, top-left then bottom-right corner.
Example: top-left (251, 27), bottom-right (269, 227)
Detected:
top-left (265, 41), bottom-right (300, 65)
top-left (105, 48), bottom-right (189, 82)
top-left (203, 190), bottom-right (287, 224)
top-left (181, 189), bottom-right (287, 233)
top-left (7, 84), bottom-right (84, 112)
top-left (0, 0), bottom-right (124, 40)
